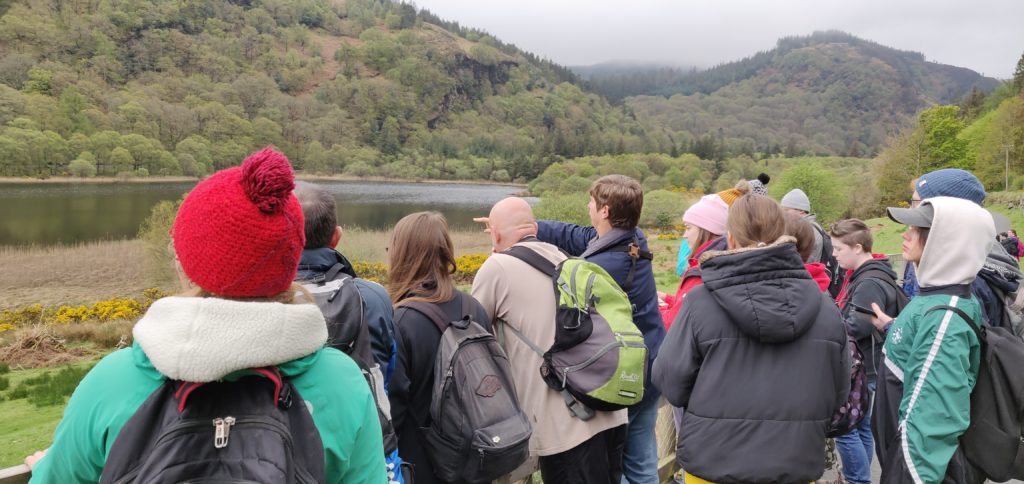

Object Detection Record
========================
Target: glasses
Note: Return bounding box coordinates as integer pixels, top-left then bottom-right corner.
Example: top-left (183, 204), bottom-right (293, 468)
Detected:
top-left (910, 197), bottom-right (922, 208)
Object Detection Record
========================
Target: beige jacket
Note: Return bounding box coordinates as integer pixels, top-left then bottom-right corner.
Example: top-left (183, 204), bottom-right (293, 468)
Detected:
top-left (471, 239), bottom-right (628, 456)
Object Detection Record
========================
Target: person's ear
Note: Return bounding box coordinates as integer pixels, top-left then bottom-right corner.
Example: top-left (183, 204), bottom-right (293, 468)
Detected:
top-left (600, 204), bottom-right (610, 220)
top-left (330, 226), bottom-right (342, 248)
top-left (726, 232), bottom-right (737, 250)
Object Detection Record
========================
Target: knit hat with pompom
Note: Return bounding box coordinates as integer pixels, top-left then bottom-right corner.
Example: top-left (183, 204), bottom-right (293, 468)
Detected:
top-left (173, 147), bottom-right (305, 297)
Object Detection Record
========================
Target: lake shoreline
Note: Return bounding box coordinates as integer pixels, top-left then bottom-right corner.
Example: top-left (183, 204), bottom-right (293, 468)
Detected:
top-left (0, 174), bottom-right (529, 191)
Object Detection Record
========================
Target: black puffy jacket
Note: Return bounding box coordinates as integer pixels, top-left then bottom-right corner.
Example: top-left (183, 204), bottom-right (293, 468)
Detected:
top-left (652, 240), bottom-right (850, 484)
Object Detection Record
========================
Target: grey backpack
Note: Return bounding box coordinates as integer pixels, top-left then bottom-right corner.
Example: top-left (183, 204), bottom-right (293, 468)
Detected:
top-left (405, 294), bottom-right (531, 484)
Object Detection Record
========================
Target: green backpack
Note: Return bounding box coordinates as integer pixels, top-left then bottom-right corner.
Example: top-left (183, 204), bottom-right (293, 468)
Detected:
top-left (503, 245), bottom-right (647, 420)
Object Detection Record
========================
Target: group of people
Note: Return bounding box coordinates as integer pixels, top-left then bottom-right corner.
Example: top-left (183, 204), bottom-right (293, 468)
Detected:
top-left (21, 147), bottom-right (1019, 484)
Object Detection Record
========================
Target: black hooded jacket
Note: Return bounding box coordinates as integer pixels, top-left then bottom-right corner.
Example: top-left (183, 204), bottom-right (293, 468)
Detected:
top-left (839, 258), bottom-right (903, 383)
top-left (652, 241), bottom-right (850, 484)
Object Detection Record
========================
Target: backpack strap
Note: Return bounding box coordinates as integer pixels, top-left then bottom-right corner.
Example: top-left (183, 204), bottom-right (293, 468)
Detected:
top-left (173, 366), bottom-right (288, 412)
top-left (603, 235), bottom-right (654, 291)
top-left (402, 301), bottom-right (452, 334)
top-left (926, 305), bottom-right (986, 344)
top-left (503, 244), bottom-right (558, 277)
top-left (848, 268), bottom-right (907, 310)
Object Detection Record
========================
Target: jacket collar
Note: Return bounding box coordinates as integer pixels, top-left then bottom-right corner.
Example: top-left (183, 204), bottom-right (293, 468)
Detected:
top-left (581, 227), bottom-right (636, 258)
top-left (918, 283), bottom-right (974, 298)
top-left (133, 297), bottom-right (327, 382)
top-left (297, 248), bottom-right (357, 281)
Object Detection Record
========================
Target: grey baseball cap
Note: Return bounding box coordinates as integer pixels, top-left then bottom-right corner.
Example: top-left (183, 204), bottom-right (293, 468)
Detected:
top-left (887, 203), bottom-right (934, 228)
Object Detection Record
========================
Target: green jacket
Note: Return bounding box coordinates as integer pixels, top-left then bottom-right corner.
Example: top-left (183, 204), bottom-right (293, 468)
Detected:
top-left (874, 197), bottom-right (994, 484)
top-left (874, 290), bottom-right (981, 483)
top-left (30, 296), bottom-right (386, 484)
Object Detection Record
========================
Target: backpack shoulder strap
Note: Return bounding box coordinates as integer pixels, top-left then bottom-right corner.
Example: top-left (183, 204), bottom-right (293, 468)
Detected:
top-left (402, 300), bottom-right (453, 334)
top-left (851, 268), bottom-right (907, 306)
top-left (503, 245), bottom-right (559, 278)
top-left (602, 235), bottom-right (653, 291)
top-left (926, 305), bottom-right (986, 343)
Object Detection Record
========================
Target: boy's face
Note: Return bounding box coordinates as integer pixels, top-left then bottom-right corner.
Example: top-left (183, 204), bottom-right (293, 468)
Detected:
top-left (588, 196), bottom-right (608, 227)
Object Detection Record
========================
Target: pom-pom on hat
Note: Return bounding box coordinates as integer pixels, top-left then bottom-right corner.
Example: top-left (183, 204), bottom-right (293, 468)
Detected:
top-left (173, 147), bottom-right (305, 298)
top-left (748, 173), bottom-right (771, 196)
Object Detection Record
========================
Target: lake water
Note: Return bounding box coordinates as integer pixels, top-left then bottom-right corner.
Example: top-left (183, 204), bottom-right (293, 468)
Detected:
top-left (0, 180), bottom-right (534, 246)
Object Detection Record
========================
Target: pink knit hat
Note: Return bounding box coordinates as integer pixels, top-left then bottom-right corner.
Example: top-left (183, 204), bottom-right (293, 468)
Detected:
top-left (683, 194), bottom-right (729, 236)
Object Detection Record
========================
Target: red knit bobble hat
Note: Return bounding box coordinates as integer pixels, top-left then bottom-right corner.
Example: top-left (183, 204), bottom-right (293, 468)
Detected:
top-left (172, 147), bottom-right (305, 298)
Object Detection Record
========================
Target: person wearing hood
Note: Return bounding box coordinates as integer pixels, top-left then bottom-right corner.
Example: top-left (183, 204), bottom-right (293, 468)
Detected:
top-left (652, 194), bottom-right (850, 484)
top-left (25, 148), bottom-right (386, 483)
top-left (901, 170), bottom-right (1023, 334)
top-left (828, 219), bottom-right (905, 484)
top-left (659, 193), bottom-right (730, 327)
top-left (871, 197), bottom-right (993, 484)
top-left (785, 213), bottom-right (831, 292)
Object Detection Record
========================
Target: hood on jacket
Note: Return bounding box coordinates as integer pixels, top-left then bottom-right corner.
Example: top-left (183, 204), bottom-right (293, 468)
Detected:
top-left (850, 257), bottom-right (898, 282)
top-left (917, 197), bottom-right (995, 288)
top-left (984, 241), bottom-right (1023, 283)
top-left (805, 262), bottom-right (831, 292)
top-left (133, 296), bottom-right (328, 382)
top-left (698, 237), bottom-right (823, 344)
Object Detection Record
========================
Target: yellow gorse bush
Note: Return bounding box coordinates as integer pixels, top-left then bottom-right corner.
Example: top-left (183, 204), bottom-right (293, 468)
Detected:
top-left (351, 254), bottom-right (492, 285)
top-left (1, 254), bottom-right (497, 334)
top-left (0, 289), bottom-right (172, 334)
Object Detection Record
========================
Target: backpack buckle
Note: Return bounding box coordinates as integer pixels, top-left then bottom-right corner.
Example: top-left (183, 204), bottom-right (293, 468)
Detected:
top-left (628, 243), bottom-right (640, 258)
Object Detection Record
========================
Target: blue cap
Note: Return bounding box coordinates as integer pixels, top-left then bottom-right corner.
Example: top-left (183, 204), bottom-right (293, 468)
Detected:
top-left (916, 169), bottom-right (986, 205)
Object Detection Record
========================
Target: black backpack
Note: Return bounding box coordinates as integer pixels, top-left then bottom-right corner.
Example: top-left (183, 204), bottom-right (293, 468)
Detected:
top-left (827, 329), bottom-right (870, 438)
top-left (404, 294), bottom-right (531, 484)
top-left (928, 305), bottom-right (1024, 482)
top-left (299, 264), bottom-right (401, 471)
top-left (814, 224), bottom-right (843, 298)
top-left (101, 367), bottom-right (324, 484)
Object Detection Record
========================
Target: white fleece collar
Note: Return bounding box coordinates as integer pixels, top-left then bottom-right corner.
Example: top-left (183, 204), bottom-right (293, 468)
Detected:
top-left (134, 297), bottom-right (327, 382)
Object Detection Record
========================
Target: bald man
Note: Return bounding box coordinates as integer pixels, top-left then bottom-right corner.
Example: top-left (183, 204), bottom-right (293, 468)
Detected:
top-left (471, 197), bottom-right (628, 484)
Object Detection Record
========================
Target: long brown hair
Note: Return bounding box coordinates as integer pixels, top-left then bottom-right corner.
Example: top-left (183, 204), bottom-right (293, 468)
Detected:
top-left (387, 211), bottom-right (457, 305)
top-left (727, 194), bottom-right (786, 248)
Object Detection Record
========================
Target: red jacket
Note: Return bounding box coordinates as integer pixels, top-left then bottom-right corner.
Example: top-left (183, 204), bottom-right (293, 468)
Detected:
top-left (660, 239), bottom-right (718, 328)
top-left (805, 262), bottom-right (831, 293)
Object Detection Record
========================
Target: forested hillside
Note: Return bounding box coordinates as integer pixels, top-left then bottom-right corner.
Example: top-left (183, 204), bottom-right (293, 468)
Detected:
top-left (626, 31), bottom-right (1000, 158)
top-left (0, 0), bottom-right (673, 180)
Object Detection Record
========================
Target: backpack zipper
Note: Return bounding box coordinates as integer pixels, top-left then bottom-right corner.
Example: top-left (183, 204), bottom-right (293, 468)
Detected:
top-left (213, 416), bottom-right (236, 448)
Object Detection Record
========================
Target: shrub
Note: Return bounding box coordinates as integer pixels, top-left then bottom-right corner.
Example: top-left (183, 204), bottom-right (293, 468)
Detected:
top-left (138, 196), bottom-right (186, 287)
top-left (640, 190), bottom-right (688, 229)
top-left (534, 193), bottom-right (590, 227)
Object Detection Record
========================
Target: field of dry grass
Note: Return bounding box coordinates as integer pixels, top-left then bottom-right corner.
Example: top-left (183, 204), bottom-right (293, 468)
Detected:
top-left (0, 240), bottom-right (158, 310)
top-left (0, 229), bottom-right (493, 310)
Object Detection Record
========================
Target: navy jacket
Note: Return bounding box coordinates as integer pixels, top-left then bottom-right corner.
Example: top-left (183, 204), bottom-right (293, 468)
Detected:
top-left (297, 248), bottom-right (397, 381)
top-left (537, 221), bottom-right (666, 398)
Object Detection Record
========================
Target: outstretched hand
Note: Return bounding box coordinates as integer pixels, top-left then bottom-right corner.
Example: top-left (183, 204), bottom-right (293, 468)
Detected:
top-left (871, 303), bottom-right (894, 332)
top-left (473, 216), bottom-right (491, 233)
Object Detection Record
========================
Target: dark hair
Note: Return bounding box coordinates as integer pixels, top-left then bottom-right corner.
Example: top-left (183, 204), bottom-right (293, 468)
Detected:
top-left (727, 195), bottom-right (786, 248)
top-left (590, 175), bottom-right (643, 230)
top-left (387, 211), bottom-right (456, 306)
top-left (829, 219), bottom-right (873, 253)
top-left (784, 213), bottom-right (815, 261)
top-left (293, 181), bottom-right (336, 249)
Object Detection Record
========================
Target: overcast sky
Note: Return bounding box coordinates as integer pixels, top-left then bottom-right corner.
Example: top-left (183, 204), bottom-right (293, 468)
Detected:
top-left (410, 0), bottom-right (1024, 79)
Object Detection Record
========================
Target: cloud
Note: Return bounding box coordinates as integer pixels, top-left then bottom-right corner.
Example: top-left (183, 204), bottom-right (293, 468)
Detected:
top-left (411, 0), bottom-right (1024, 78)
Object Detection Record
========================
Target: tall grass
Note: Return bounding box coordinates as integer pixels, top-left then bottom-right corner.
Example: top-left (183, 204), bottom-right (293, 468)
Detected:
top-left (0, 240), bottom-right (153, 310)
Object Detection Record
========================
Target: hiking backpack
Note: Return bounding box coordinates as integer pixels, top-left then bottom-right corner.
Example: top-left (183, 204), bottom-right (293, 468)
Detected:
top-left (827, 329), bottom-right (870, 438)
top-left (503, 245), bottom-right (648, 419)
top-left (814, 224), bottom-right (844, 299)
top-left (300, 264), bottom-right (404, 482)
top-left (926, 305), bottom-right (1024, 482)
top-left (101, 367), bottom-right (324, 484)
top-left (404, 294), bottom-right (531, 484)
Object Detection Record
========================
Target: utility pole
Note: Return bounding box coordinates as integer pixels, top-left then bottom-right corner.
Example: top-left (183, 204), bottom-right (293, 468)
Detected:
top-left (1006, 144), bottom-right (1015, 192)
